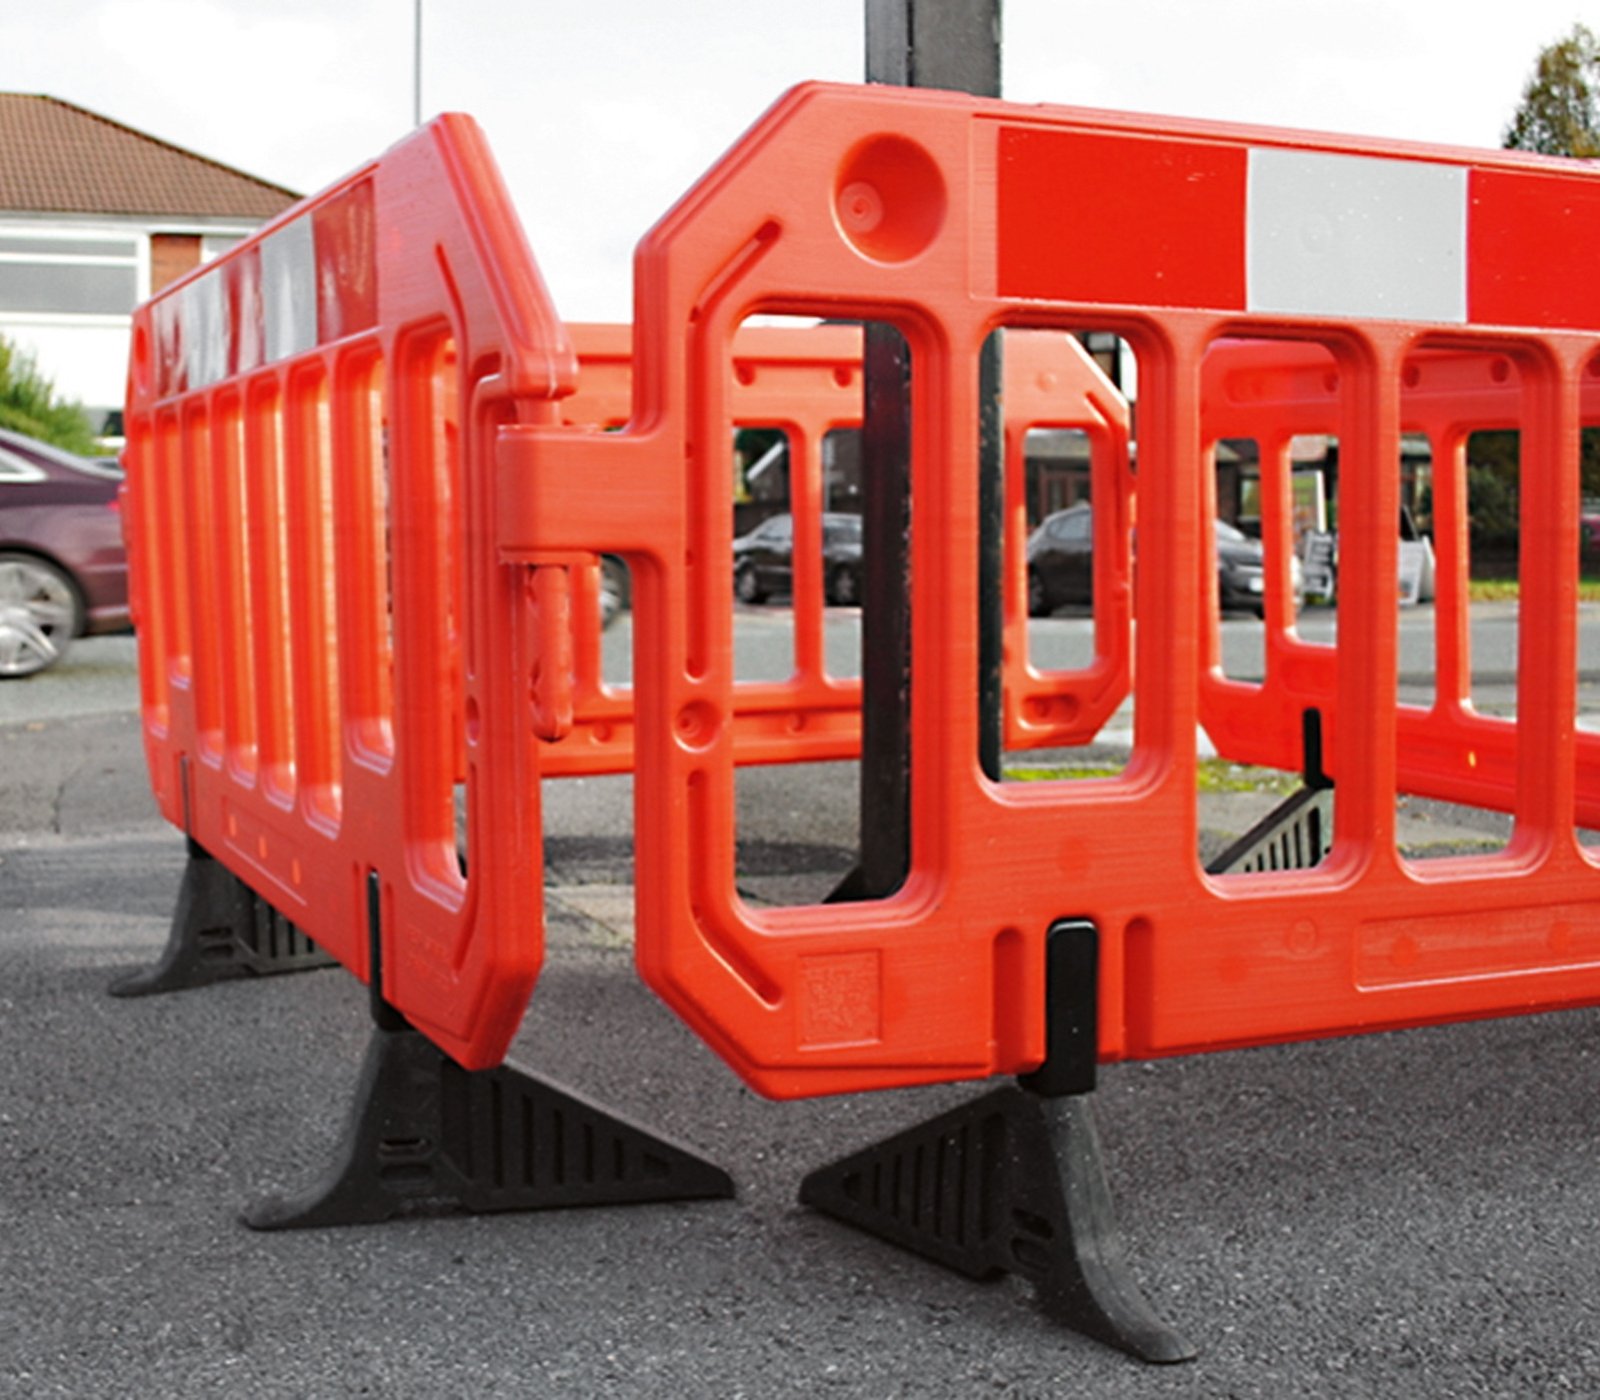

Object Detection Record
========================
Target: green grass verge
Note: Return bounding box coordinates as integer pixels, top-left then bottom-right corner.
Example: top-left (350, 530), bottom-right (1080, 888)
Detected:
top-left (1004, 758), bottom-right (1301, 794)
top-left (1468, 577), bottom-right (1600, 602)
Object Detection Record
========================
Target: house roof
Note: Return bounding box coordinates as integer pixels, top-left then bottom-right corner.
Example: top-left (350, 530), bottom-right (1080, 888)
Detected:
top-left (0, 93), bottom-right (299, 220)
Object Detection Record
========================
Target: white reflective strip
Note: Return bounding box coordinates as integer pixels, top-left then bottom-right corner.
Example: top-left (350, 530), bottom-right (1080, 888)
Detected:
top-left (180, 272), bottom-right (227, 389)
top-left (1247, 148), bottom-right (1467, 324)
top-left (233, 259), bottom-right (264, 375)
top-left (260, 216), bottom-right (317, 361)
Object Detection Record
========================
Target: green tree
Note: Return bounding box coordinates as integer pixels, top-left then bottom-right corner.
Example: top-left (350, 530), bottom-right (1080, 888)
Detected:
top-left (1504, 23), bottom-right (1600, 157)
top-left (0, 335), bottom-right (98, 455)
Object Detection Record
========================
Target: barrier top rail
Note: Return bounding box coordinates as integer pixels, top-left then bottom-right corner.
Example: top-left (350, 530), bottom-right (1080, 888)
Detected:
top-left (124, 115), bottom-right (573, 1069)
top-left (504, 82), bottom-right (1600, 1098)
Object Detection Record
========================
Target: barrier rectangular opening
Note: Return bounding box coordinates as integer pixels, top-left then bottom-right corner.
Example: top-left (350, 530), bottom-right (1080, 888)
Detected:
top-left (732, 318), bottom-right (901, 908)
top-left (1020, 425), bottom-right (1095, 674)
top-left (733, 425), bottom-right (799, 682)
top-left (334, 348), bottom-right (394, 767)
top-left (1465, 403), bottom-right (1516, 737)
top-left (286, 363), bottom-right (342, 830)
top-left (1397, 351), bottom-right (1525, 867)
top-left (245, 379), bottom-right (297, 808)
top-left (597, 555), bottom-right (632, 688)
top-left (991, 326), bottom-right (1136, 785)
top-left (1198, 334), bottom-right (1350, 877)
top-left (1465, 423), bottom-right (1519, 723)
top-left (1389, 339), bottom-right (1600, 871)
top-left (393, 329), bottom-right (467, 897)
top-left (1583, 365), bottom-right (1600, 859)
top-left (1215, 435), bottom-right (1265, 687)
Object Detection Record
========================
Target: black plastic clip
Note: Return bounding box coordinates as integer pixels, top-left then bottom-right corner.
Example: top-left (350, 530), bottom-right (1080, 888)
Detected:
top-left (110, 838), bottom-right (335, 998)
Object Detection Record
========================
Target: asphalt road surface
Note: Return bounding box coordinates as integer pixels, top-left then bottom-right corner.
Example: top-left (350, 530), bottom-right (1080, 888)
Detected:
top-left (4, 620), bottom-right (1600, 1397)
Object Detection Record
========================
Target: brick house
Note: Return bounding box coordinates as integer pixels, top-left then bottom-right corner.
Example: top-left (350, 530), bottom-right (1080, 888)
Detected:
top-left (0, 93), bottom-right (299, 440)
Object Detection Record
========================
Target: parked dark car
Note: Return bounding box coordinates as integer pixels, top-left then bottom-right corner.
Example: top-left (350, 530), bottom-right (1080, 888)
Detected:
top-left (733, 512), bottom-right (863, 605)
top-left (0, 428), bottom-right (127, 677)
top-left (1025, 504), bottom-right (1297, 619)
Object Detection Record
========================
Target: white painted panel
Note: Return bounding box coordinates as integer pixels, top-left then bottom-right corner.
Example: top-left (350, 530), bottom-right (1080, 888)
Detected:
top-left (260, 216), bottom-right (317, 361)
top-left (181, 273), bottom-right (226, 389)
top-left (1248, 148), bottom-right (1467, 324)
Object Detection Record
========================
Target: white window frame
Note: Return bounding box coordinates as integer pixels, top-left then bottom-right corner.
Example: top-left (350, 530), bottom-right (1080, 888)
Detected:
top-left (0, 225), bottom-right (146, 320)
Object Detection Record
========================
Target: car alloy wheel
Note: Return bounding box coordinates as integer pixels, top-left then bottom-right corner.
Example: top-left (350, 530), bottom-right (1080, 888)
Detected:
top-left (735, 563), bottom-right (765, 605)
top-left (0, 553), bottom-right (81, 678)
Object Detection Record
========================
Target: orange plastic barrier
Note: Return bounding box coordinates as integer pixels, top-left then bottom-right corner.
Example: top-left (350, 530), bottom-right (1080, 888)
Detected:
top-left (541, 321), bottom-right (1131, 775)
top-left (123, 115), bottom-right (573, 1069)
top-left (999, 328), bottom-right (1132, 752)
top-left (1197, 336), bottom-right (1600, 825)
top-left (129, 83), bottom-right (1600, 1107)
top-left (503, 82), bottom-right (1600, 1097)
top-left (121, 114), bottom-right (1132, 1075)
top-left (546, 321), bottom-right (867, 774)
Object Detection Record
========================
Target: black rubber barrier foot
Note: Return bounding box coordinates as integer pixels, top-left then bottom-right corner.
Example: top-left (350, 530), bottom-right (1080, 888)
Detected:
top-left (1206, 784), bottom-right (1333, 876)
top-left (1205, 708), bottom-right (1335, 877)
top-left (244, 1024), bottom-right (735, 1229)
top-left (109, 841), bottom-right (335, 998)
top-left (799, 1086), bottom-right (1196, 1365)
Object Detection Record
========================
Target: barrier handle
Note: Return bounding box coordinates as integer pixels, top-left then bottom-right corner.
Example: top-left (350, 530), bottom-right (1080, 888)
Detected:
top-left (525, 565), bottom-right (575, 742)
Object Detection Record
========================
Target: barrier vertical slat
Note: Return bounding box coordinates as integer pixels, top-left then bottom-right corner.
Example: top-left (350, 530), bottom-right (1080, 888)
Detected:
top-left (1432, 415), bottom-right (1473, 730)
top-left (1133, 322), bottom-right (1205, 801)
top-left (156, 411), bottom-right (191, 691)
top-left (1333, 335), bottom-right (1403, 869)
top-left (214, 394), bottom-right (258, 782)
top-left (1256, 403), bottom-right (1299, 641)
top-left (123, 424), bottom-right (168, 742)
top-left (252, 384), bottom-right (297, 809)
top-left (1515, 344), bottom-right (1581, 858)
top-left (184, 404), bottom-right (222, 764)
top-left (286, 366), bottom-right (343, 831)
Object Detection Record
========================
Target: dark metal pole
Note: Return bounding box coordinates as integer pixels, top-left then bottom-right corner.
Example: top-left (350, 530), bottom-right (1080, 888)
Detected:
top-left (814, 18), bottom-right (1197, 1360)
top-left (843, 1), bottom-right (1002, 901)
top-left (866, 0), bottom-right (1001, 91)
